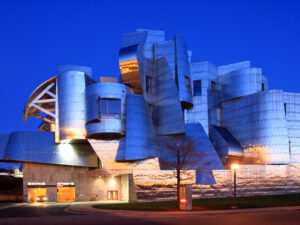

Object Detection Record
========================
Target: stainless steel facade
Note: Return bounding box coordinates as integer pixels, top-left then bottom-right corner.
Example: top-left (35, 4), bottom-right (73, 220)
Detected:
top-left (57, 65), bottom-right (93, 141)
top-left (85, 82), bottom-right (131, 138)
top-left (0, 132), bottom-right (98, 167)
top-left (2, 28), bottom-right (300, 183)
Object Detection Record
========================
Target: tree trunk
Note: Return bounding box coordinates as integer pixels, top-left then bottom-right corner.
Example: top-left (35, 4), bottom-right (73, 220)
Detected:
top-left (177, 152), bottom-right (180, 208)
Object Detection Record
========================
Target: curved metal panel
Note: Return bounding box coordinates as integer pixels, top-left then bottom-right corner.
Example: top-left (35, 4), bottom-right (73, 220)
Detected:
top-left (175, 35), bottom-right (193, 108)
top-left (222, 90), bottom-right (290, 164)
top-left (85, 83), bottom-right (131, 138)
top-left (119, 45), bottom-right (142, 94)
top-left (2, 132), bottom-right (98, 167)
top-left (218, 67), bottom-right (264, 102)
top-left (211, 125), bottom-right (243, 161)
top-left (116, 94), bottom-right (158, 161)
top-left (153, 58), bottom-right (185, 135)
top-left (57, 65), bottom-right (92, 141)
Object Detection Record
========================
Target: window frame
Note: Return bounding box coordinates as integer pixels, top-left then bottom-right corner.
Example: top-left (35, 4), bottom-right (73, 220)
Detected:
top-left (193, 80), bottom-right (202, 96)
top-left (99, 98), bottom-right (121, 119)
top-left (185, 76), bottom-right (191, 93)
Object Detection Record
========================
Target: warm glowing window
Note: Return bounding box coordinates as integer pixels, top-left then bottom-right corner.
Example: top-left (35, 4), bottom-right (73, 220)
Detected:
top-left (107, 191), bottom-right (118, 200)
top-left (146, 76), bottom-right (152, 93)
top-left (193, 80), bottom-right (201, 96)
top-left (185, 76), bottom-right (191, 93)
top-left (99, 99), bottom-right (121, 119)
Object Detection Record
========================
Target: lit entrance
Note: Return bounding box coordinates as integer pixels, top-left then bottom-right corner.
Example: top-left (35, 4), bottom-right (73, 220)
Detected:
top-left (28, 188), bottom-right (47, 202)
top-left (107, 191), bottom-right (118, 200)
top-left (57, 186), bottom-right (75, 202)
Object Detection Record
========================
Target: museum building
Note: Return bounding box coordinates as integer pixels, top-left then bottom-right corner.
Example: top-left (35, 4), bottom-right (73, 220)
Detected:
top-left (0, 29), bottom-right (299, 202)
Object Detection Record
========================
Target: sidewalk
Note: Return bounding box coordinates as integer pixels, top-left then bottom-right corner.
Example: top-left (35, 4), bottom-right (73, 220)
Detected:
top-left (65, 203), bottom-right (300, 217)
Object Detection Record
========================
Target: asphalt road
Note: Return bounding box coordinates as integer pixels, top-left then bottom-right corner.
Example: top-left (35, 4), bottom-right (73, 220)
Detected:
top-left (0, 203), bottom-right (299, 225)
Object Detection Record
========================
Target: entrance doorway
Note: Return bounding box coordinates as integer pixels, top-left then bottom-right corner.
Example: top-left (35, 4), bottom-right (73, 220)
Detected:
top-left (57, 186), bottom-right (75, 202)
top-left (28, 187), bottom-right (47, 202)
top-left (107, 191), bottom-right (118, 200)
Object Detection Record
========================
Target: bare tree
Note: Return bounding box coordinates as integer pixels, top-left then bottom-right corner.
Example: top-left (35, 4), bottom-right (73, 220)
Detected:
top-left (159, 135), bottom-right (210, 207)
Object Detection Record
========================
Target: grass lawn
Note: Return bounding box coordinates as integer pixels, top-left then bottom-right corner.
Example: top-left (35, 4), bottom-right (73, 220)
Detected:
top-left (93, 193), bottom-right (300, 211)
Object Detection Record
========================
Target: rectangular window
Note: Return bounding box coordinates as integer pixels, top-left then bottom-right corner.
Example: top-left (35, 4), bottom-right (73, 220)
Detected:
top-left (193, 80), bottom-right (201, 96)
top-left (185, 76), bottom-right (191, 93)
top-left (262, 83), bottom-right (265, 91)
top-left (99, 98), bottom-right (121, 119)
top-left (146, 76), bottom-right (152, 94)
top-left (211, 81), bottom-right (217, 97)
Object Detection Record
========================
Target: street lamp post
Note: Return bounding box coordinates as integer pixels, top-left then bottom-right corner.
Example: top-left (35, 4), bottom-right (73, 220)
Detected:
top-left (231, 163), bottom-right (239, 209)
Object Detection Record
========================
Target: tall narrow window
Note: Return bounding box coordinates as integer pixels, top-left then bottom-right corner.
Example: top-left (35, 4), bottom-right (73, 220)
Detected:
top-left (211, 81), bottom-right (217, 97)
top-left (284, 103), bottom-right (287, 116)
top-left (262, 83), bottom-right (265, 91)
top-left (185, 76), bottom-right (191, 93)
top-left (193, 80), bottom-right (201, 96)
top-left (146, 76), bottom-right (152, 94)
top-left (99, 98), bottom-right (121, 119)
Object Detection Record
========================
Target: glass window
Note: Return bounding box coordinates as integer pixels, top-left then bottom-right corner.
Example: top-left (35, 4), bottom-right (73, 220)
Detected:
top-left (262, 83), bottom-right (265, 91)
top-left (193, 80), bottom-right (201, 96)
top-left (211, 81), bottom-right (217, 97)
top-left (146, 76), bottom-right (152, 93)
top-left (99, 98), bottom-right (121, 119)
top-left (185, 76), bottom-right (191, 93)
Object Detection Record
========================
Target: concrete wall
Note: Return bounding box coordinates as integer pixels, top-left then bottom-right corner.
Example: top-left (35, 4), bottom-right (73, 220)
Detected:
top-left (132, 164), bottom-right (300, 202)
top-left (22, 162), bottom-right (130, 202)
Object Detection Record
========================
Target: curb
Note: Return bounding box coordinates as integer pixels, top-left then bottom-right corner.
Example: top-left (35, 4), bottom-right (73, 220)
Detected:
top-left (65, 204), bottom-right (300, 217)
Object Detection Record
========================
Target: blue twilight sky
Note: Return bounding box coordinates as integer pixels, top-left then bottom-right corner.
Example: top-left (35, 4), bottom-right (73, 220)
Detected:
top-left (0, 0), bottom-right (299, 133)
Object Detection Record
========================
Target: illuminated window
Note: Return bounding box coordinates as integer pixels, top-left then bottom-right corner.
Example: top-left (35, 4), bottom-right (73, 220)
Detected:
top-left (146, 76), bottom-right (152, 93)
top-left (211, 81), bottom-right (217, 97)
top-left (99, 99), bottom-right (121, 119)
top-left (193, 80), bottom-right (201, 96)
top-left (185, 76), bottom-right (191, 93)
top-left (107, 191), bottom-right (118, 200)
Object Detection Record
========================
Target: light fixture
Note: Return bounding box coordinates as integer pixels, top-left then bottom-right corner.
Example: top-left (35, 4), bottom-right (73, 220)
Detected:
top-left (231, 163), bottom-right (239, 170)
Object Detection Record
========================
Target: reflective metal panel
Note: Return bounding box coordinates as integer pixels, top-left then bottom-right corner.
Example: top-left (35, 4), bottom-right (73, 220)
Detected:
top-left (57, 65), bottom-right (93, 141)
top-left (211, 125), bottom-right (243, 161)
top-left (119, 45), bottom-right (142, 94)
top-left (175, 35), bottom-right (193, 108)
top-left (152, 58), bottom-right (185, 135)
top-left (158, 123), bottom-right (224, 184)
top-left (222, 90), bottom-right (290, 164)
top-left (218, 67), bottom-right (264, 102)
top-left (115, 94), bottom-right (159, 161)
top-left (85, 83), bottom-right (131, 138)
top-left (284, 92), bottom-right (300, 163)
top-left (3, 132), bottom-right (98, 167)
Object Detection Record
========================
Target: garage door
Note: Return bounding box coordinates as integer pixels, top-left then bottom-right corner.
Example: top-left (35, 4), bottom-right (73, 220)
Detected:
top-left (57, 187), bottom-right (75, 202)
